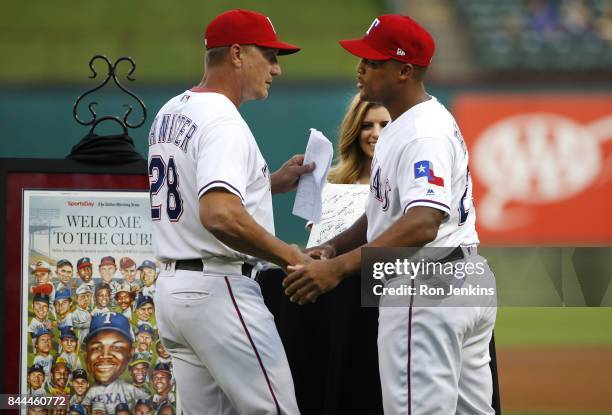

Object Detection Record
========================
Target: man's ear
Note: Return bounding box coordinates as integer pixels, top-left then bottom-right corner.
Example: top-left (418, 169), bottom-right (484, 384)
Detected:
top-left (398, 62), bottom-right (414, 81)
top-left (229, 44), bottom-right (243, 68)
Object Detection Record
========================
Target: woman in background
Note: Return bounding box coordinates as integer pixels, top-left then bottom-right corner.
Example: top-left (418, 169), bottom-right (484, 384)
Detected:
top-left (328, 95), bottom-right (390, 185)
top-left (298, 94), bottom-right (391, 414)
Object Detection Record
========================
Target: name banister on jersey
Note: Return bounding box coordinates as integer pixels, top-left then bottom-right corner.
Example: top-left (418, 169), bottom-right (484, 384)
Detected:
top-left (148, 112), bottom-right (198, 152)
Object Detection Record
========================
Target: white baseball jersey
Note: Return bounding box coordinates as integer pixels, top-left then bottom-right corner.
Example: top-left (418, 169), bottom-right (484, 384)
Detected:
top-left (156, 355), bottom-right (172, 366)
top-left (32, 354), bottom-right (53, 378)
top-left (55, 313), bottom-right (72, 328)
top-left (78, 280), bottom-right (96, 291)
top-left (141, 284), bottom-right (155, 298)
top-left (69, 393), bottom-right (85, 405)
top-left (28, 318), bottom-right (50, 349)
top-left (104, 279), bottom-right (122, 302)
top-left (148, 91), bottom-right (274, 262)
top-left (83, 379), bottom-right (149, 414)
top-left (366, 96), bottom-right (478, 248)
top-left (28, 317), bottom-right (49, 336)
top-left (134, 383), bottom-right (154, 399)
top-left (71, 307), bottom-right (91, 341)
top-left (127, 280), bottom-right (142, 292)
top-left (29, 385), bottom-right (46, 397)
top-left (153, 391), bottom-right (176, 407)
top-left (91, 306), bottom-right (110, 317)
top-left (55, 281), bottom-right (71, 292)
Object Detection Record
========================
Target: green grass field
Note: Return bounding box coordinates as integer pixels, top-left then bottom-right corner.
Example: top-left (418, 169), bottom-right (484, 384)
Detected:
top-left (0, 0), bottom-right (382, 83)
top-left (495, 307), bottom-right (612, 346)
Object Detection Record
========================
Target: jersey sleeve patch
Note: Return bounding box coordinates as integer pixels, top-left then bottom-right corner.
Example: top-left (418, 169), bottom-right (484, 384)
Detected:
top-left (414, 160), bottom-right (444, 187)
top-left (397, 137), bottom-right (452, 216)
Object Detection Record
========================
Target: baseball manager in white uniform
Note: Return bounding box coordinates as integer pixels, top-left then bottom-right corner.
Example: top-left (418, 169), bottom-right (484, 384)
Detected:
top-left (148, 9), bottom-right (313, 415)
top-left (284, 14), bottom-right (497, 415)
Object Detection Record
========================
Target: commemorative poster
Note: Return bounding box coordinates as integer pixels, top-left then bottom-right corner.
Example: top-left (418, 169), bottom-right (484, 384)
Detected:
top-left (21, 190), bottom-right (177, 415)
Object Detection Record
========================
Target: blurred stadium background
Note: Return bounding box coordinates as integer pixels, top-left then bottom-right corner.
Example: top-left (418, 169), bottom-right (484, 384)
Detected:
top-left (1, 0), bottom-right (611, 413)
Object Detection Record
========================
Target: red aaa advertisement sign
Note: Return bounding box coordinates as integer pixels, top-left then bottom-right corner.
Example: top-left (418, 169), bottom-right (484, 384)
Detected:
top-left (453, 94), bottom-right (612, 244)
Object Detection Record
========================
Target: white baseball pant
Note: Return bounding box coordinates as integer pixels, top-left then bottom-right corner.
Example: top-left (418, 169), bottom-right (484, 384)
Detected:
top-left (377, 250), bottom-right (497, 415)
top-left (154, 264), bottom-right (300, 415)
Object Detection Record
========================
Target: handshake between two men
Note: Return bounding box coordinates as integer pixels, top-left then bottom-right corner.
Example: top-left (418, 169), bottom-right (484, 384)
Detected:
top-left (282, 213), bottom-right (368, 306)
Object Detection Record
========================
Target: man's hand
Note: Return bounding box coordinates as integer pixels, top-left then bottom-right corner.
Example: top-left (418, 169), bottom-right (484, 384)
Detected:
top-left (283, 258), bottom-right (344, 305)
top-left (281, 244), bottom-right (313, 274)
top-left (304, 243), bottom-right (336, 260)
top-left (270, 154), bottom-right (315, 194)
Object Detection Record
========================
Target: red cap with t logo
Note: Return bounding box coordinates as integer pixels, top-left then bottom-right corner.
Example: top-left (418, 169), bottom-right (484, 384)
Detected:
top-left (205, 9), bottom-right (300, 55)
top-left (339, 15), bottom-right (435, 66)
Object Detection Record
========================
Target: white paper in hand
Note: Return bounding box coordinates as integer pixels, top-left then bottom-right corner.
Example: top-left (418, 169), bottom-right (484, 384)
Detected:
top-left (292, 128), bottom-right (333, 222)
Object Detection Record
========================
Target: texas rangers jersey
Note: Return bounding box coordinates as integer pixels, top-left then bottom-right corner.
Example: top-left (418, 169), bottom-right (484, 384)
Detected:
top-left (83, 379), bottom-right (149, 414)
top-left (366, 96), bottom-right (478, 247)
top-left (148, 91), bottom-right (273, 262)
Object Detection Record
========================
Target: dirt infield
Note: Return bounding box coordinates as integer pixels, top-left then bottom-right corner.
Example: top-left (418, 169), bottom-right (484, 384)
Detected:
top-left (498, 346), bottom-right (612, 413)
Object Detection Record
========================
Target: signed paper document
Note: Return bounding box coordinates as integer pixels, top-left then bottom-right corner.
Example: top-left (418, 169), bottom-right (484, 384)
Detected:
top-left (306, 184), bottom-right (369, 248)
top-left (292, 128), bottom-right (333, 222)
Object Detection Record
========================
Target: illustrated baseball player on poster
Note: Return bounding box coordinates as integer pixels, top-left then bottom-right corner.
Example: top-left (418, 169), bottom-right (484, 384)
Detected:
top-left (20, 190), bottom-right (178, 414)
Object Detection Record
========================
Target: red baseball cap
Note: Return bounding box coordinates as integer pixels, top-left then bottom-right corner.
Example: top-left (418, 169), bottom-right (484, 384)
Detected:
top-left (99, 256), bottom-right (116, 267)
top-left (119, 256), bottom-right (136, 270)
top-left (205, 9), bottom-right (300, 55)
top-left (339, 15), bottom-right (435, 66)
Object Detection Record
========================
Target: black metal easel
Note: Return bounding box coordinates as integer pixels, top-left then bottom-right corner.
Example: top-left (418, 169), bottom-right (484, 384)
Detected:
top-left (68, 55), bottom-right (147, 164)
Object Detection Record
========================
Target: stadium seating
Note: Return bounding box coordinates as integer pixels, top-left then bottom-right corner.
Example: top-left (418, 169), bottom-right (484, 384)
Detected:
top-left (455, 0), bottom-right (612, 71)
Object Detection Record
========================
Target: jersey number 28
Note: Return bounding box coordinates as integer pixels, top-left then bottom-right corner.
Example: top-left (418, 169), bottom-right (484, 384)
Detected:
top-left (149, 155), bottom-right (184, 221)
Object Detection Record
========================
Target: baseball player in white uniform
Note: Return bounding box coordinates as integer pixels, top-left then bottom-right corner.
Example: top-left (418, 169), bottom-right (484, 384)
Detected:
top-left (58, 326), bottom-right (81, 370)
top-left (52, 288), bottom-right (73, 328)
top-left (148, 9), bottom-right (314, 415)
top-left (284, 14), bottom-right (497, 415)
top-left (28, 294), bottom-right (52, 346)
top-left (31, 327), bottom-right (54, 378)
top-left (71, 284), bottom-right (92, 345)
top-left (27, 364), bottom-right (47, 397)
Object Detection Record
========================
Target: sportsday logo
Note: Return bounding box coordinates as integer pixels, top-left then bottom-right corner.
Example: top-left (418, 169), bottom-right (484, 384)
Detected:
top-left (454, 95), bottom-right (612, 243)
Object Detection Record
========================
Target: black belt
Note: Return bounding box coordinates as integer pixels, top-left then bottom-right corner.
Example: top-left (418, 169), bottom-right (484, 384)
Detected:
top-left (175, 259), bottom-right (254, 278)
top-left (439, 246), bottom-right (465, 263)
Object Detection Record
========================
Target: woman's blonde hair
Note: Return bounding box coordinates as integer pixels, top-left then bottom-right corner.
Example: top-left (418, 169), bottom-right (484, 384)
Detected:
top-left (328, 94), bottom-right (383, 184)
